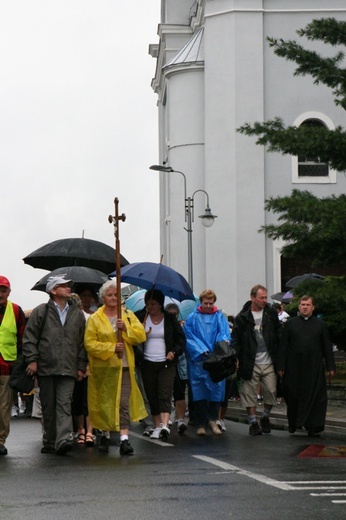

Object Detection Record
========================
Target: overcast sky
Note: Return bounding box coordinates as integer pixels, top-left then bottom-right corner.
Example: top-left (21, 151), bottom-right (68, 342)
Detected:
top-left (0, 1), bottom-right (161, 310)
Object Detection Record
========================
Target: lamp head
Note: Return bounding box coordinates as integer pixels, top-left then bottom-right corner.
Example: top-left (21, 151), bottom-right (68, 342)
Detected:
top-left (149, 164), bottom-right (174, 173)
top-left (199, 206), bottom-right (217, 228)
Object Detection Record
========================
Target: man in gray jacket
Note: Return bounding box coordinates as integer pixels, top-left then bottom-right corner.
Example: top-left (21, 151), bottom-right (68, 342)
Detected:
top-left (23, 276), bottom-right (87, 455)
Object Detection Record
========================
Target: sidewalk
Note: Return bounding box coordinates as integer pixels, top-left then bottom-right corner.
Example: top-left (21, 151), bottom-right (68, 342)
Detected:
top-left (226, 398), bottom-right (346, 437)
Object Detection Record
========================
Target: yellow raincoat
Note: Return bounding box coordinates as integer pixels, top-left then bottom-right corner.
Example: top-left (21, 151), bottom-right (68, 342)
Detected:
top-left (84, 306), bottom-right (147, 431)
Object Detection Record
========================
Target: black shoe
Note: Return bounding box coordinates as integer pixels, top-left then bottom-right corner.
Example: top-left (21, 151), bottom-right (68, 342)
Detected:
top-left (56, 441), bottom-right (73, 455)
top-left (260, 416), bottom-right (271, 434)
top-left (249, 422), bottom-right (262, 435)
top-left (120, 439), bottom-right (134, 456)
top-left (288, 427), bottom-right (296, 434)
top-left (308, 431), bottom-right (321, 437)
top-left (98, 436), bottom-right (110, 453)
top-left (41, 445), bottom-right (55, 454)
top-left (0, 444), bottom-right (8, 455)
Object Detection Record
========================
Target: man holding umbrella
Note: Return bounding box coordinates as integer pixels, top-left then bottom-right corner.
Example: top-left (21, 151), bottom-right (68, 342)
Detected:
top-left (23, 276), bottom-right (87, 455)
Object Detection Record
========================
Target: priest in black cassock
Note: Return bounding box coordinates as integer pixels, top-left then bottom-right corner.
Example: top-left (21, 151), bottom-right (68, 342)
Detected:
top-left (277, 295), bottom-right (335, 436)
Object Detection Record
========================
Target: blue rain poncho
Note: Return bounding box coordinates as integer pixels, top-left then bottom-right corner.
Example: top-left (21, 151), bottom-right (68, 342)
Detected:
top-left (184, 307), bottom-right (231, 401)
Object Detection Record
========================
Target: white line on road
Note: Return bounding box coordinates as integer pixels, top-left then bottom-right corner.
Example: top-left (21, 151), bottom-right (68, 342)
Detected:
top-left (193, 455), bottom-right (294, 491)
top-left (283, 481), bottom-right (346, 484)
top-left (130, 431), bottom-right (174, 447)
top-left (310, 493), bottom-right (346, 496)
top-left (332, 500), bottom-right (346, 504)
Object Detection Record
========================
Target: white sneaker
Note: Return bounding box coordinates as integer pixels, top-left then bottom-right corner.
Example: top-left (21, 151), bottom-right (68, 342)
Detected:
top-left (11, 406), bottom-right (19, 417)
top-left (216, 419), bottom-right (226, 432)
top-left (159, 423), bottom-right (170, 440)
top-left (150, 427), bottom-right (162, 439)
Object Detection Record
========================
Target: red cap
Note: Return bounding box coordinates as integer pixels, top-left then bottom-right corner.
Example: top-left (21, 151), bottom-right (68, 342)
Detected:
top-left (0, 276), bottom-right (11, 288)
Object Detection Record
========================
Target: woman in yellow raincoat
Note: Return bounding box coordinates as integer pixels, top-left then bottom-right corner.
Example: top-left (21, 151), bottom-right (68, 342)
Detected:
top-left (84, 280), bottom-right (146, 455)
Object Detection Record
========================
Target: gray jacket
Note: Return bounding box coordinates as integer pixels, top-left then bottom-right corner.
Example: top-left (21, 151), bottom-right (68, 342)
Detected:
top-left (23, 300), bottom-right (87, 378)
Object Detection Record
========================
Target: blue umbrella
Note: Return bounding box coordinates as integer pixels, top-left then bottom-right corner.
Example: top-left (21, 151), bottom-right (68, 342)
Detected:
top-left (125, 289), bottom-right (179, 313)
top-left (282, 290), bottom-right (293, 303)
top-left (179, 297), bottom-right (200, 321)
top-left (112, 262), bottom-right (195, 302)
top-left (125, 289), bottom-right (200, 321)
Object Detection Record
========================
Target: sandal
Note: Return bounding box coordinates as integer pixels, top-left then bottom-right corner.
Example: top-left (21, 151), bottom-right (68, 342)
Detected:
top-left (85, 433), bottom-right (95, 447)
top-left (77, 431), bottom-right (86, 444)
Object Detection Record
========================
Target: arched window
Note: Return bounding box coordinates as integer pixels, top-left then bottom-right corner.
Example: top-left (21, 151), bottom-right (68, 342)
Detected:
top-left (298, 119), bottom-right (328, 177)
top-left (292, 112), bottom-right (336, 184)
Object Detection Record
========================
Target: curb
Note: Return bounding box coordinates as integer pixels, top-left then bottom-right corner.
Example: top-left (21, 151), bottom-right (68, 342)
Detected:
top-left (226, 405), bottom-right (346, 437)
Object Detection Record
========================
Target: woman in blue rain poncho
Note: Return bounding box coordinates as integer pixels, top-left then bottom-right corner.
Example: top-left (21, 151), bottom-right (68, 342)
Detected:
top-left (184, 289), bottom-right (231, 436)
top-left (84, 280), bottom-right (146, 456)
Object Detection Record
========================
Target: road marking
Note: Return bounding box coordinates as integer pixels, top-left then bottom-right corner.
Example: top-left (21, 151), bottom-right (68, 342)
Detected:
top-left (311, 493), bottom-right (346, 496)
top-left (194, 454), bottom-right (346, 500)
top-left (193, 455), bottom-right (294, 491)
top-left (283, 480), bottom-right (346, 484)
top-left (130, 431), bottom-right (174, 447)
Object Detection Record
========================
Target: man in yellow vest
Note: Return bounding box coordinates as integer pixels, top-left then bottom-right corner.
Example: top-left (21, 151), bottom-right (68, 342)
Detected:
top-left (0, 276), bottom-right (26, 455)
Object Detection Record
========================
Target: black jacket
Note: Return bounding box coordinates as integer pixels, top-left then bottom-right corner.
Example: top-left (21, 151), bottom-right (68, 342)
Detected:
top-left (135, 308), bottom-right (185, 367)
top-left (232, 301), bottom-right (281, 380)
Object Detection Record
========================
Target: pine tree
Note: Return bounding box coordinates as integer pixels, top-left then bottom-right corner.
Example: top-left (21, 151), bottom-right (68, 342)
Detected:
top-left (237, 18), bottom-right (346, 349)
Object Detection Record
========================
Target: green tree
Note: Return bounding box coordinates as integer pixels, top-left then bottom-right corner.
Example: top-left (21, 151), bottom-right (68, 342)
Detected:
top-left (262, 190), bottom-right (346, 266)
top-left (237, 18), bottom-right (346, 348)
top-left (238, 18), bottom-right (346, 171)
top-left (237, 17), bottom-right (346, 266)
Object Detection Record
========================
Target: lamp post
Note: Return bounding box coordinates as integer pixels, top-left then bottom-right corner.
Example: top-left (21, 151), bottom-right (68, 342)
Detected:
top-left (150, 164), bottom-right (217, 291)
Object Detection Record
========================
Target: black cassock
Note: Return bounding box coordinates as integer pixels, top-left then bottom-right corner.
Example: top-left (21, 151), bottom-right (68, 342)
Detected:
top-left (278, 315), bottom-right (335, 433)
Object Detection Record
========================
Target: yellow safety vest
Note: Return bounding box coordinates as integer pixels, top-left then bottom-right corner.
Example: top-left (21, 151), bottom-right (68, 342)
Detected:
top-left (0, 301), bottom-right (17, 361)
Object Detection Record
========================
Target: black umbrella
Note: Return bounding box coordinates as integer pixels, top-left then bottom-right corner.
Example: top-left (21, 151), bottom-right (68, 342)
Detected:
top-left (23, 237), bottom-right (129, 274)
top-left (31, 266), bottom-right (109, 292)
top-left (270, 292), bottom-right (285, 302)
top-left (285, 273), bottom-right (325, 289)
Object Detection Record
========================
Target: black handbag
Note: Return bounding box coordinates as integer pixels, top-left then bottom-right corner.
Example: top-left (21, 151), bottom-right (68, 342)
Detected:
top-left (9, 355), bottom-right (35, 394)
top-left (203, 340), bottom-right (237, 383)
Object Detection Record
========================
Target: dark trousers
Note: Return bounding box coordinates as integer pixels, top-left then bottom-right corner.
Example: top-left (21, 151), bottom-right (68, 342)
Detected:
top-left (38, 375), bottom-right (75, 450)
top-left (141, 360), bottom-right (176, 416)
top-left (194, 400), bottom-right (220, 428)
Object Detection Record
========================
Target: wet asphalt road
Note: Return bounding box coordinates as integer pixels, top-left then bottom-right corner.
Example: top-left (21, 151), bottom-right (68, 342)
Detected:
top-left (1, 416), bottom-right (346, 520)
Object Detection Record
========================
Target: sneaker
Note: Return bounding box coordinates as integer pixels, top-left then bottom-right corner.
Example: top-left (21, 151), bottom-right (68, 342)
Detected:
top-left (208, 420), bottom-right (223, 435)
top-left (98, 435), bottom-right (110, 452)
top-left (196, 427), bottom-right (206, 436)
top-left (142, 426), bottom-right (154, 437)
top-left (0, 444), bottom-right (8, 456)
top-left (120, 439), bottom-right (134, 456)
top-left (177, 419), bottom-right (187, 435)
top-left (150, 427), bottom-right (162, 439)
top-left (41, 445), bottom-right (55, 454)
top-left (159, 424), bottom-right (170, 440)
top-left (260, 416), bottom-right (271, 434)
top-left (56, 441), bottom-right (73, 455)
top-left (249, 422), bottom-right (262, 435)
top-left (216, 419), bottom-right (226, 432)
top-left (11, 405), bottom-right (19, 417)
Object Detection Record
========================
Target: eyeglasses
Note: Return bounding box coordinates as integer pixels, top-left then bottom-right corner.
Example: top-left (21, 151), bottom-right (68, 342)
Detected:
top-left (55, 283), bottom-right (71, 289)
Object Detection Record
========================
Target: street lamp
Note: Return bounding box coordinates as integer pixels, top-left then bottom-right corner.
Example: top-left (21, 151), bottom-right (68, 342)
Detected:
top-left (149, 164), bottom-right (217, 290)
